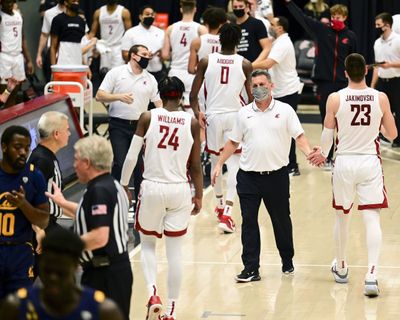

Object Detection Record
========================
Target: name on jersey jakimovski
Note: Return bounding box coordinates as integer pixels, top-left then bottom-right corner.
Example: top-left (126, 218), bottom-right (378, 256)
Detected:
top-left (344, 95), bottom-right (375, 102)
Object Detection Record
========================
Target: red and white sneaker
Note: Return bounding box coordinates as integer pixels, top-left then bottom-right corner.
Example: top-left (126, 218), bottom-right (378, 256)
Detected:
top-left (146, 295), bottom-right (163, 320)
top-left (161, 316), bottom-right (175, 320)
top-left (214, 206), bottom-right (224, 220)
top-left (218, 215), bottom-right (236, 233)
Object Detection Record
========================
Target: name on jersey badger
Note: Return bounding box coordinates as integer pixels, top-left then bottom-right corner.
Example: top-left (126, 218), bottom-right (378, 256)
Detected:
top-left (158, 115), bottom-right (186, 125)
top-left (345, 95), bottom-right (374, 102)
top-left (217, 58), bottom-right (234, 64)
top-left (101, 18), bottom-right (120, 24)
top-left (4, 21), bottom-right (21, 26)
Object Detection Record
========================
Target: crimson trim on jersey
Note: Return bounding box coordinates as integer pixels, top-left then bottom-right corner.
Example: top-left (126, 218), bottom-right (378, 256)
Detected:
top-left (164, 229), bottom-right (187, 237)
top-left (332, 198), bottom-right (352, 214)
top-left (358, 189), bottom-right (388, 210)
top-left (135, 197), bottom-right (163, 238)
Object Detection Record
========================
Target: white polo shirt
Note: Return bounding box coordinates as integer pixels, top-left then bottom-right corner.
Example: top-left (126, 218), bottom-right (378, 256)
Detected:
top-left (121, 24), bottom-right (165, 73)
top-left (99, 62), bottom-right (160, 120)
top-left (230, 99), bottom-right (304, 171)
top-left (268, 33), bottom-right (301, 98)
top-left (373, 31), bottom-right (400, 79)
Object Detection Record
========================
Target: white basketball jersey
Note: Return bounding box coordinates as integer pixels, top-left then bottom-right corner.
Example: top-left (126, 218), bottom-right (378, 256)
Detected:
top-left (143, 108), bottom-right (194, 183)
top-left (170, 21), bottom-right (200, 70)
top-left (204, 52), bottom-right (245, 114)
top-left (99, 5), bottom-right (125, 46)
top-left (336, 87), bottom-right (383, 155)
top-left (0, 10), bottom-right (23, 54)
top-left (198, 33), bottom-right (221, 60)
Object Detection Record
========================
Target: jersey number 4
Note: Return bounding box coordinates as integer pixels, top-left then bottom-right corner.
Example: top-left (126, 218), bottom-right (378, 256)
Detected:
top-left (351, 104), bottom-right (371, 126)
top-left (180, 33), bottom-right (187, 47)
top-left (158, 125), bottom-right (180, 150)
top-left (0, 213), bottom-right (15, 236)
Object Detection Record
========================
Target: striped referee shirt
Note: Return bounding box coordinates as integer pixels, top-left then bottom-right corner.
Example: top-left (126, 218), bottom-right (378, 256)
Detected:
top-left (29, 144), bottom-right (63, 218)
top-left (74, 173), bottom-right (130, 263)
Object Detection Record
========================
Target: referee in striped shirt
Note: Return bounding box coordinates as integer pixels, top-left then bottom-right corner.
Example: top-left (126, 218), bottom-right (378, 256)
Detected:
top-left (47, 135), bottom-right (132, 320)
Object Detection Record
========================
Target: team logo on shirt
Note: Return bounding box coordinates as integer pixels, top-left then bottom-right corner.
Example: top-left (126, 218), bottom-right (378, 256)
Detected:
top-left (0, 192), bottom-right (17, 210)
top-left (22, 176), bottom-right (29, 184)
top-left (342, 38), bottom-right (349, 44)
top-left (143, 80), bottom-right (147, 85)
top-left (81, 310), bottom-right (93, 320)
top-left (91, 204), bottom-right (108, 215)
top-left (275, 114), bottom-right (280, 119)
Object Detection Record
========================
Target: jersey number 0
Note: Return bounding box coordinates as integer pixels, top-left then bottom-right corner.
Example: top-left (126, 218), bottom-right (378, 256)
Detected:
top-left (0, 212), bottom-right (15, 236)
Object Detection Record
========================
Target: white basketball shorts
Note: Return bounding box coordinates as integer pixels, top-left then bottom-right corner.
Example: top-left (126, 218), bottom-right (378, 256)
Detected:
top-left (332, 154), bottom-right (388, 213)
top-left (135, 179), bottom-right (192, 238)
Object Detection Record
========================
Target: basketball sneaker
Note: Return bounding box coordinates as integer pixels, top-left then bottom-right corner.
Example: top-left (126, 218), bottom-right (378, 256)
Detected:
top-left (161, 316), bottom-right (175, 320)
top-left (235, 269), bottom-right (261, 283)
top-left (146, 295), bottom-right (163, 320)
top-left (214, 206), bottom-right (224, 220)
top-left (331, 261), bottom-right (349, 284)
top-left (282, 260), bottom-right (294, 275)
top-left (218, 215), bottom-right (235, 233)
top-left (364, 279), bottom-right (379, 297)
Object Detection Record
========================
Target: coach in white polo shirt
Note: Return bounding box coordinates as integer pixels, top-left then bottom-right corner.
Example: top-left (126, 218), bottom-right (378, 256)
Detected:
top-left (253, 16), bottom-right (302, 175)
top-left (96, 44), bottom-right (162, 204)
top-left (212, 69), bottom-right (312, 282)
top-left (121, 5), bottom-right (165, 81)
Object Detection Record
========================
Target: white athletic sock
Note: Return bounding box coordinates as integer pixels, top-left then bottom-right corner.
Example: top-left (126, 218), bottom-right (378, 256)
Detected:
top-left (216, 195), bottom-right (224, 209)
top-left (210, 154), bottom-right (223, 198)
top-left (140, 233), bottom-right (158, 298)
top-left (165, 236), bottom-right (183, 303)
top-left (362, 209), bottom-right (382, 280)
top-left (225, 154), bottom-right (240, 204)
top-left (334, 211), bottom-right (351, 271)
top-left (223, 205), bottom-right (233, 217)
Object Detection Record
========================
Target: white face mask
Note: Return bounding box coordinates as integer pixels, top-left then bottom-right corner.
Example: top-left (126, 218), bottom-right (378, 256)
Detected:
top-left (252, 86), bottom-right (270, 101)
top-left (311, 0), bottom-right (318, 3)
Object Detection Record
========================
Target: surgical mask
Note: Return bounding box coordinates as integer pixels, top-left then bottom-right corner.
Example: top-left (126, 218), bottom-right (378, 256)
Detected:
top-left (376, 27), bottom-right (384, 37)
top-left (233, 9), bottom-right (245, 18)
top-left (136, 56), bottom-right (149, 69)
top-left (331, 19), bottom-right (345, 31)
top-left (69, 3), bottom-right (80, 13)
top-left (143, 16), bottom-right (154, 27)
top-left (268, 27), bottom-right (277, 39)
top-left (252, 86), bottom-right (270, 102)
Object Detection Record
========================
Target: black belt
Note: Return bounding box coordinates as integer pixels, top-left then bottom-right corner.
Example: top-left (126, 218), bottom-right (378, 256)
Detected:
top-left (243, 166), bottom-right (286, 175)
top-left (380, 77), bottom-right (400, 82)
top-left (81, 252), bottom-right (129, 269)
top-left (109, 117), bottom-right (138, 125)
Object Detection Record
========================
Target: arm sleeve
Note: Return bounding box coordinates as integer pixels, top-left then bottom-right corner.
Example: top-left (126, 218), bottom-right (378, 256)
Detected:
top-left (98, 68), bottom-right (116, 93)
top-left (254, 19), bottom-right (268, 41)
top-left (286, 1), bottom-right (323, 40)
top-left (150, 76), bottom-right (161, 102)
top-left (120, 31), bottom-right (132, 51)
top-left (86, 186), bottom-right (115, 229)
top-left (287, 107), bottom-right (304, 139)
top-left (267, 39), bottom-right (287, 64)
top-left (42, 11), bottom-right (51, 34)
top-left (50, 15), bottom-right (60, 36)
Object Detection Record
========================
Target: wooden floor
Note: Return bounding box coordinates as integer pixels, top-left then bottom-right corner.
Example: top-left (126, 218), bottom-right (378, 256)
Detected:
top-left (128, 123), bottom-right (400, 320)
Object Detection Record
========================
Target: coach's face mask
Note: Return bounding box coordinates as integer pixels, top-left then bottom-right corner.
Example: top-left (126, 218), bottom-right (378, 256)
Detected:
top-left (252, 86), bottom-right (270, 102)
top-left (143, 16), bottom-right (155, 27)
top-left (233, 9), bottom-right (246, 18)
top-left (136, 56), bottom-right (150, 69)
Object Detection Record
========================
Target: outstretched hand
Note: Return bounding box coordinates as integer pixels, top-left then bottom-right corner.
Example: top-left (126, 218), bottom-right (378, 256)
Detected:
top-left (307, 146), bottom-right (326, 167)
top-left (45, 181), bottom-right (65, 206)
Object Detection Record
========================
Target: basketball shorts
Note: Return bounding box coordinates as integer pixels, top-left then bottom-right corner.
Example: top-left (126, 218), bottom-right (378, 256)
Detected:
top-left (135, 180), bottom-right (192, 238)
top-left (205, 112), bottom-right (239, 155)
top-left (168, 68), bottom-right (195, 108)
top-left (0, 243), bottom-right (34, 299)
top-left (332, 154), bottom-right (388, 213)
top-left (0, 52), bottom-right (25, 82)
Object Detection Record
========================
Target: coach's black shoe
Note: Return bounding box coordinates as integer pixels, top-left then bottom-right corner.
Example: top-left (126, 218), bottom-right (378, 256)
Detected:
top-left (235, 269), bottom-right (261, 283)
top-left (282, 260), bottom-right (294, 275)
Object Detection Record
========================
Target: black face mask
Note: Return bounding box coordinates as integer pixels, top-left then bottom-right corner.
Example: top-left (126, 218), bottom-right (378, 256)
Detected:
top-left (136, 56), bottom-right (149, 69)
top-left (69, 3), bottom-right (80, 13)
top-left (143, 16), bottom-right (154, 27)
top-left (233, 9), bottom-right (245, 18)
top-left (376, 27), bottom-right (384, 37)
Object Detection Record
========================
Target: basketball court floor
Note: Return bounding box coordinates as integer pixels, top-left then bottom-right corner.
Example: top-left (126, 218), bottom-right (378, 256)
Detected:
top-left (128, 122), bottom-right (400, 320)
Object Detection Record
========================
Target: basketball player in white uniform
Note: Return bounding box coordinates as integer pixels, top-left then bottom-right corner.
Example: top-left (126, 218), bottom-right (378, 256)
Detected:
top-left (90, 0), bottom-right (131, 70)
top-left (162, 0), bottom-right (207, 112)
top-left (120, 77), bottom-right (202, 320)
top-left (308, 53), bottom-right (397, 297)
top-left (190, 23), bottom-right (253, 233)
top-left (0, 0), bottom-right (33, 108)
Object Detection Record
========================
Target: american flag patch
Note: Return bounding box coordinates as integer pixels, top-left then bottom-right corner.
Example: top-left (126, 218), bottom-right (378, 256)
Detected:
top-left (91, 204), bottom-right (107, 215)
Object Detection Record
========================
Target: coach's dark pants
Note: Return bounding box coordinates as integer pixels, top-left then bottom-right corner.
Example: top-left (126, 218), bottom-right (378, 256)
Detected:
top-left (236, 168), bottom-right (294, 272)
top-left (82, 256), bottom-right (133, 320)
top-left (377, 77), bottom-right (400, 144)
top-left (275, 92), bottom-right (300, 170)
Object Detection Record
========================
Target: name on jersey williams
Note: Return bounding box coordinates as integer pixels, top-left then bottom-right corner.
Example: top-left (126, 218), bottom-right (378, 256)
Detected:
top-left (345, 95), bottom-right (374, 102)
top-left (158, 115), bottom-right (186, 125)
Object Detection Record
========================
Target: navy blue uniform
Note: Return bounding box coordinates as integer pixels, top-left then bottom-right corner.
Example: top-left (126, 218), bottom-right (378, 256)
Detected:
top-left (17, 286), bottom-right (103, 320)
top-left (0, 163), bottom-right (48, 299)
